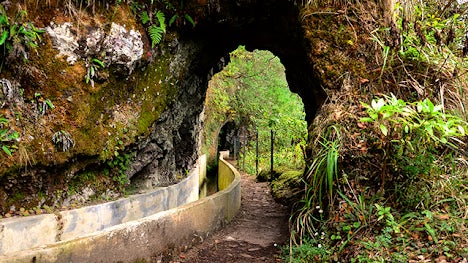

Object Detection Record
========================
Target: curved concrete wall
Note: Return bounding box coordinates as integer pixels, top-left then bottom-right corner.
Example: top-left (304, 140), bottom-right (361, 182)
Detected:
top-left (0, 155), bottom-right (205, 257)
top-left (0, 154), bottom-right (241, 262)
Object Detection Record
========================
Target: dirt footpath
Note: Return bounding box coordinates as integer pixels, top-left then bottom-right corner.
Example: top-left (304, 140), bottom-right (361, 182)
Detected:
top-left (172, 170), bottom-right (290, 263)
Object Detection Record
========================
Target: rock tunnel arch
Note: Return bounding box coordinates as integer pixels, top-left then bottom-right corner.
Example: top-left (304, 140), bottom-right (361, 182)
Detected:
top-left (184, 0), bottom-right (326, 124)
top-left (0, 0), bottom-right (334, 209)
top-left (162, 0), bottom-right (328, 175)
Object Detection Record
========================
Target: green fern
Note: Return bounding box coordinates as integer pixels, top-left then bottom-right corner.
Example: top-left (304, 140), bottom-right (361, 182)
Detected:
top-left (184, 14), bottom-right (195, 27)
top-left (169, 14), bottom-right (178, 27)
top-left (155, 10), bottom-right (166, 33)
top-left (147, 10), bottom-right (166, 48)
top-left (148, 25), bottom-right (164, 48)
top-left (140, 11), bottom-right (150, 24)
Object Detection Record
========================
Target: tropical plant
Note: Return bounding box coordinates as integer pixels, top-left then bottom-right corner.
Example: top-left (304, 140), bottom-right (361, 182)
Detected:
top-left (360, 94), bottom-right (468, 184)
top-left (290, 124), bottom-right (340, 243)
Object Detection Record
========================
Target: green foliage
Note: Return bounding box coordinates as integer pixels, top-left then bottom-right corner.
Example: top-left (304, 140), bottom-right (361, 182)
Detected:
top-left (106, 152), bottom-right (130, 186)
top-left (395, 2), bottom-right (468, 62)
top-left (137, 0), bottom-right (195, 48)
top-left (360, 94), bottom-right (468, 181)
top-left (85, 57), bottom-right (105, 86)
top-left (32, 92), bottom-right (55, 115)
top-left (306, 125), bottom-right (340, 206)
top-left (287, 180), bottom-right (467, 262)
top-left (288, 2), bottom-right (468, 262)
top-left (142, 9), bottom-right (166, 48)
top-left (148, 11), bottom-right (166, 48)
top-left (282, 237), bottom-right (331, 262)
top-left (290, 125), bottom-right (340, 243)
top-left (203, 46), bottom-right (307, 172)
top-left (0, 4), bottom-right (44, 67)
top-left (0, 115), bottom-right (18, 156)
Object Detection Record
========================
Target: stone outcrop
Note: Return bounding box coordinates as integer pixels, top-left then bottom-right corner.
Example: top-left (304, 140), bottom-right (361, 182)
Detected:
top-left (46, 22), bottom-right (144, 75)
top-left (0, 0), bottom-right (391, 212)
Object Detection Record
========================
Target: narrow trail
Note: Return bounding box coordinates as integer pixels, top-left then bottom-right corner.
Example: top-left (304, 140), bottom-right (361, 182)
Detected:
top-left (172, 166), bottom-right (290, 263)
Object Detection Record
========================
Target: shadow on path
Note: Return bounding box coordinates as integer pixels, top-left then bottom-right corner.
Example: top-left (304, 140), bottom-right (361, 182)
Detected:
top-left (172, 165), bottom-right (289, 263)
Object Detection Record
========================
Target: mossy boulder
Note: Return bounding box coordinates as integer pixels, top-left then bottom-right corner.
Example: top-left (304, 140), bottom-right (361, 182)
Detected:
top-left (270, 170), bottom-right (304, 206)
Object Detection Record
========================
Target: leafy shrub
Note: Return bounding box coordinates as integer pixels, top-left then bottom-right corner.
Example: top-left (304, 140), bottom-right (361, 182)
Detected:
top-left (360, 94), bottom-right (467, 183)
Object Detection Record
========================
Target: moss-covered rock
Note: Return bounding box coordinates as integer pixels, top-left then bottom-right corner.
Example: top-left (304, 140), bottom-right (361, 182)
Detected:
top-left (270, 170), bottom-right (304, 206)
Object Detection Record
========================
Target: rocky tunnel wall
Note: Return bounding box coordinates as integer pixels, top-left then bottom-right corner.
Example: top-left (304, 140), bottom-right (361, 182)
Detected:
top-left (0, 0), bottom-right (391, 210)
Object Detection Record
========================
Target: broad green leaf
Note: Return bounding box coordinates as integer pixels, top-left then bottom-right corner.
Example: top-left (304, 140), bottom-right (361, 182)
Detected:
top-left (45, 99), bottom-right (55, 110)
top-left (379, 124), bottom-right (388, 136)
top-left (359, 117), bottom-right (374, 123)
top-left (369, 112), bottom-right (378, 120)
top-left (372, 98), bottom-right (385, 111)
top-left (0, 14), bottom-right (8, 26)
top-left (184, 14), bottom-right (196, 27)
top-left (382, 111), bottom-right (393, 119)
top-left (425, 125), bottom-right (433, 136)
top-left (2, 145), bottom-right (12, 156)
top-left (90, 66), bottom-right (95, 78)
top-left (9, 131), bottom-right (19, 140)
top-left (0, 30), bottom-right (8, 45)
top-left (360, 102), bottom-right (370, 108)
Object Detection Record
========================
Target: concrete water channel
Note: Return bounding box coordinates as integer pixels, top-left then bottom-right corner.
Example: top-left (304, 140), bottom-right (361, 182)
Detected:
top-left (0, 154), bottom-right (241, 262)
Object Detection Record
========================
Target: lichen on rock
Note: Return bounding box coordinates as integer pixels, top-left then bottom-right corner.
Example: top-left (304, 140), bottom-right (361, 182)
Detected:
top-left (46, 22), bottom-right (144, 75)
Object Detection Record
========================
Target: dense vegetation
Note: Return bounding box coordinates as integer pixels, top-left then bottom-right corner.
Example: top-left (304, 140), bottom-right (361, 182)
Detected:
top-left (286, 0), bottom-right (468, 262)
top-left (204, 1), bottom-right (468, 262)
top-left (202, 46), bottom-right (308, 174)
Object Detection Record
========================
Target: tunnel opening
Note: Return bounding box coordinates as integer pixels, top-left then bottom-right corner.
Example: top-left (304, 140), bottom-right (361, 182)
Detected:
top-left (166, 0), bottom-right (328, 178)
top-left (201, 46), bottom-right (308, 182)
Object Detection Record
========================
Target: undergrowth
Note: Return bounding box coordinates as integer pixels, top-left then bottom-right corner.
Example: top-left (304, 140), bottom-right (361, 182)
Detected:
top-left (286, 0), bottom-right (468, 262)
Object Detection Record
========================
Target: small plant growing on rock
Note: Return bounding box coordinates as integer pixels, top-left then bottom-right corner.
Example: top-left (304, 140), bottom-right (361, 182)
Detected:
top-left (140, 8), bottom-right (166, 48)
top-left (0, 78), bottom-right (23, 107)
top-left (0, 4), bottom-right (44, 67)
top-left (85, 57), bottom-right (105, 87)
top-left (32, 92), bottom-right (55, 115)
top-left (0, 115), bottom-right (19, 156)
top-left (52, 130), bottom-right (75, 152)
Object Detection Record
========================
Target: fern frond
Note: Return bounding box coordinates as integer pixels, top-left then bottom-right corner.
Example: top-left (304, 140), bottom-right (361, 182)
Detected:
top-left (184, 14), bottom-right (196, 27)
top-left (140, 11), bottom-right (150, 24)
top-left (148, 25), bottom-right (164, 48)
top-left (169, 14), bottom-right (178, 27)
top-left (155, 10), bottom-right (166, 33)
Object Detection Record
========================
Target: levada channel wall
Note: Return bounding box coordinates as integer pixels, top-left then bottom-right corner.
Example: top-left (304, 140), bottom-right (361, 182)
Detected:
top-left (0, 154), bottom-right (242, 262)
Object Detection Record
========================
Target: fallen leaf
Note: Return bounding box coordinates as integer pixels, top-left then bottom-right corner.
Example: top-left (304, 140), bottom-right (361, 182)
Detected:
top-left (360, 78), bottom-right (369, 84)
top-left (435, 214), bottom-right (449, 220)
